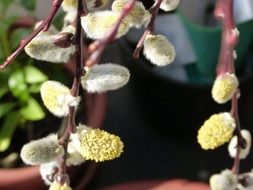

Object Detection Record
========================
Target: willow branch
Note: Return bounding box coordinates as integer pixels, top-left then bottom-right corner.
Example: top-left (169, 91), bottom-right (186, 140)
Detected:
top-left (133, 0), bottom-right (162, 59)
top-left (85, 0), bottom-right (136, 67)
top-left (214, 0), bottom-right (238, 75)
top-left (58, 0), bottom-right (87, 176)
top-left (214, 0), bottom-right (242, 175)
top-left (0, 0), bottom-right (63, 70)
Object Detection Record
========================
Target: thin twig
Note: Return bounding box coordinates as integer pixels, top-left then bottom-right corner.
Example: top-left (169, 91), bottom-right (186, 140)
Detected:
top-left (214, 0), bottom-right (242, 175)
top-left (58, 0), bottom-right (87, 176)
top-left (85, 0), bottom-right (136, 67)
top-left (0, 0), bottom-right (63, 70)
top-left (133, 0), bottom-right (162, 59)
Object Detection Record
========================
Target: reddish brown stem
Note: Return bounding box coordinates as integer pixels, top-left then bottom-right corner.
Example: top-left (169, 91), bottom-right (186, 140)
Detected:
top-left (133, 0), bottom-right (162, 59)
top-left (0, 0), bottom-right (63, 70)
top-left (214, 0), bottom-right (242, 175)
top-left (214, 0), bottom-right (239, 75)
top-left (85, 0), bottom-right (136, 67)
top-left (58, 0), bottom-right (87, 176)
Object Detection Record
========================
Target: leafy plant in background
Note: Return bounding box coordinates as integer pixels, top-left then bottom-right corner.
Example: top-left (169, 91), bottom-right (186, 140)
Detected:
top-left (0, 0), bottom-right (48, 156)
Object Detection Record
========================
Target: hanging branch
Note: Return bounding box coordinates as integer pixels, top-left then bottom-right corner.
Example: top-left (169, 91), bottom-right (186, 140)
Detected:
top-left (0, 0), bottom-right (63, 70)
top-left (133, 0), bottom-right (162, 59)
top-left (57, 0), bottom-right (88, 177)
top-left (85, 0), bottom-right (136, 67)
top-left (214, 0), bottom-right (244, 175)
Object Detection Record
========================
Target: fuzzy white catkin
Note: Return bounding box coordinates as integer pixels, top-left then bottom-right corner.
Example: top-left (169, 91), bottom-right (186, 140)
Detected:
top-left (25, 35), bottom-right (75, 63)
top-left (20, 134), bottom-right (64, 165)
top-left (160, 0), bottom-right (181, 12)
top-left (111, 0), bottom-right (151, 28)
top-left (81, 63), bottom-right (130, 93)
top-left (143, 34), bottom-right (176, 66)
top-left (40, 81), bottom-right (80, 117)
top-left (40, 161), bottom-right (60, 185)
top-left (66, 126), bottom-right (88, 166)
top-left (81, 11), bottom-right (130, 40)
top-left (228, 129), bottom-right (251, 159)
top-left (237, 172), bottom-right (253, 190)
top-left (209, 169), bottom-right (237, 190)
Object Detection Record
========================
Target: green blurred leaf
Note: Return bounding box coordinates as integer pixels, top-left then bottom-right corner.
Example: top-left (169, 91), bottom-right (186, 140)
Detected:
top-left (10, 28), bottom-right (32, 49)
top-left (20, 0), bottom-right (36, 11)
top-left (0, 112), bottom-right (20, 152)
top-left (0, 102), bottom-right (16, 118)
top-left (19, 97), bottom-right (45, 121)
top-left (29, 83), bottom-right (42, 93)
top-left (0, 86), bottom-right (9, 98)
top-left (8, 69), bottom-right (29, 101)
top-left (24, 65), bottom-right (48, 84)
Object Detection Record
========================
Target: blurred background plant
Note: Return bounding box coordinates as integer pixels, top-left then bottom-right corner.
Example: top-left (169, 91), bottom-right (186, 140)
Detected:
top-left (0, 0), bottom-right (66, 167)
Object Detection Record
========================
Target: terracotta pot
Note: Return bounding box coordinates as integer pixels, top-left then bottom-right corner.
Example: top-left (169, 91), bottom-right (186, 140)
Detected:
top-left (0, 93), bottom-right (107, 190)
top-left (101, 179), bottom-right (209, 190)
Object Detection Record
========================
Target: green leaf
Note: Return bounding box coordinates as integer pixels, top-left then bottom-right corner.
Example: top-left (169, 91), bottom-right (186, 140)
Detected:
top-left (19, 97), bottom-right (45, 121)
top-left (29, 83), bottom-right (42, 93)
top-left (0, 86), bottom-right (8, 98)
top-left (8, 69), bottom-right (29, 101)
top-left (0, 112), bottom-right (20, 152)
top-left (20, 0), bottom-right (36, 11)
top-left (24, 65), bottom-right (48, 84)
top-left (0, 102), bottom-right (16, 118)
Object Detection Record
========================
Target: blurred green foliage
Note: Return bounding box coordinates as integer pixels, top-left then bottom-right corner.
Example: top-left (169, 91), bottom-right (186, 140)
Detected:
top-left (0, 1), bottom-right (48, 152)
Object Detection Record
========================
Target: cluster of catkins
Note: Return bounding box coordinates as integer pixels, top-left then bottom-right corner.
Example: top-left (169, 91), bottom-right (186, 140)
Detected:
top-left (197, 39), bottom-right (253, 189)
top-left (19, 0), bottom-right (181, 189)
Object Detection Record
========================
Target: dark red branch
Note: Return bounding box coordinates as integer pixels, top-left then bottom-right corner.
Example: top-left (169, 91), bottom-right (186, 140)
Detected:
top-left (214, 0), bottom-right (242, 175)
top-left (58, 0), bottom-right (87, 176)
top-left (0, 0), bottom-right (63, 70)
top-left (85, 0), bottom-right (136, 67)
top-left (214, 0), bottom-right (239, 75)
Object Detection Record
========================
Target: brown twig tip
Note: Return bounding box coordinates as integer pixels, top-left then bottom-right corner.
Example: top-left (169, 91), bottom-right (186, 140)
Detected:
top-left (133, 0), bottom-right (161, 59)
top-left (53, 33), bottom-right (74, 48)
top-left (0, 0), bottom-right (63, 70)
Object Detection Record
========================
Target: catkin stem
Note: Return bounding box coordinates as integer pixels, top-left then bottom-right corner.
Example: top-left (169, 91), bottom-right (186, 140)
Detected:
top-left (0, 0), bottom-right (63, 70)
top-left (133, 0), bottom-right (163, 59)
top-left (214, 0), bottom-right (242, 175)
top-left (85, 0), bottom-right (136, 67)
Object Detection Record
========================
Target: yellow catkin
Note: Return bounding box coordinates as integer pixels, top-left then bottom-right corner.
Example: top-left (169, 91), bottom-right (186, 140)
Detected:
top-left (80, 128), bottom-right (123, 162)
top-left (197, 113), bottom-right (235, 150)
top-left (212, 73), bottom-right (239, 104)
top-left (49, 181), bottom-right (72, 190)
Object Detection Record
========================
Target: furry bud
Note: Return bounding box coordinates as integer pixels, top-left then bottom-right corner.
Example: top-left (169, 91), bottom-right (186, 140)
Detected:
top-left (143, 34), bottom-right (176, 66)
top-left (228, 129), bottom-right (251, 159)
top-left (212, 73), bottom-right (239, 104)
top-left (25, 35), bottom-right (75, 63)
top-left (210, 169), bottom-right (237, 190)
top-left (197, 113), bottom-right (235, 150)
top-left (160, 0), bottom-right (181, 12)
top-left (40, 81), bottom-right (80, 117)
top-left (21, 134), bottom-right (64, 165)
top-left (40, 161), bottom-right (60, 185)
top-left (111, 0), bottom-right (151, 28)
top-left (81, 63), bottom-right (130, 93)
top-left (81, 11), bottom-right (129, 40)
